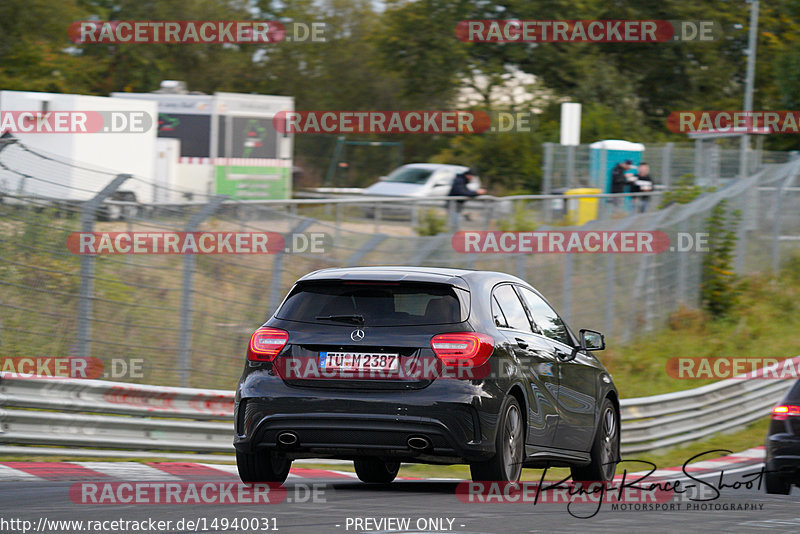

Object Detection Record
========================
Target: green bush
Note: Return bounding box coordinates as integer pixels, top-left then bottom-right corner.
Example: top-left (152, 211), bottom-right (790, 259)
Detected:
top-left (701, 200), bottom-right (740, 317)
top-left (415, 209), bottom-right (447, 236)
top-left (659, 174), bottom-right (709, 208)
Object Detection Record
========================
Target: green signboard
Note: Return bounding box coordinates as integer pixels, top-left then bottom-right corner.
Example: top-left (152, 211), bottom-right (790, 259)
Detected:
top-left (214, 165), bottom-right (291, 200)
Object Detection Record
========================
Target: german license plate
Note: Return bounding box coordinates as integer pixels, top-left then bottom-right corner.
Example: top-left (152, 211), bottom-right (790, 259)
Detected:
top-left (320, 352), bottom-right (399, 371)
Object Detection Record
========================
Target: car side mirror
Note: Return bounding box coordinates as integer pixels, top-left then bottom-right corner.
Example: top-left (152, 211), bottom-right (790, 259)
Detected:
top-left (378, 175), bottom-right (388, 181)
top-left (579, 329), bottom-right (605, 351)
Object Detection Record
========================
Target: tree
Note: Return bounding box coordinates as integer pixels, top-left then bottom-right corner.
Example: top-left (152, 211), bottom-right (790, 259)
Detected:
top-left (0, 0), bottom-right (104, 93)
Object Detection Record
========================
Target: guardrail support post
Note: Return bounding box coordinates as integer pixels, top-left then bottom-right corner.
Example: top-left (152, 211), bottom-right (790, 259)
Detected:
top-left (76, 174), bottom-right (131, 359)
top-left (178, 195), bottom-right (227, 387)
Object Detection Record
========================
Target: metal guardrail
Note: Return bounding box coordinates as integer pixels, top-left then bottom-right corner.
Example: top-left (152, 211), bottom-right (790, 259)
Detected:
top-left (1, 358), bottom-right (797, 458)
top-left (0, 374), bottom-right (234, 457)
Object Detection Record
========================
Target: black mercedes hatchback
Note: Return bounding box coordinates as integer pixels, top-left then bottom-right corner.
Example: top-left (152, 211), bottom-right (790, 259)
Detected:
top-left (234, 267), bottom-right (620, 484)
top-left (765, 379), bottom-right (800, 494)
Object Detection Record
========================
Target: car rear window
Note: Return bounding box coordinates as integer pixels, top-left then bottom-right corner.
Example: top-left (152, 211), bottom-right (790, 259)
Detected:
top-left (276, 282), bottom-right (468, 326)
top-left (786, 380), bottom-right (800, 401)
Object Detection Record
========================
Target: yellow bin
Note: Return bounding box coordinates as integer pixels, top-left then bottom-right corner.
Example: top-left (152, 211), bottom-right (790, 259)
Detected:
top-left (563, 188), bottom-right (601, 226)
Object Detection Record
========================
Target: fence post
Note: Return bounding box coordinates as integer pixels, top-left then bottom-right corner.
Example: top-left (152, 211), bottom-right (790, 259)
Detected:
top-left (694, 138), bottom-right (703, 182)
top-left (562, 253), bottom-right (573, 323)
top-left (662, 143), bottom-right (673, 190)
top-left (598, 148), bottom-right (607, 191)
top-left (374, 202), bottom-right (382, 233)
top-left (710, 144), bottom-right (720, 188)
top-left (543, 143), bottom-right (554, 222)
top-left (543, 143), bottom-right (554, 194)
top-left (739, 134), bottom-right (749, 179)
top-left (76, 174), bottom-right (131, 359)
top-left (345, 233), bottom-right (387, 265)
top-left (566, 144), bottom-right (576, 188)
top-left (604, 254), bottom-right (615, 338)
top-left (483, 198), bottom-right (494, 230)
top-left (447, 199), bottom-right (458, 231)
top-left (178, 195), bottom-right (226, 387)
top-left (335, 202), bottom-right (343, 244)
top-left (677, 218), bottom-right (688, 304)
top-left (269, 218), bottom-right (315, 315)
top-left (771, 168), bottom-right (797, 273)
top-left (735, 174), bottom-right (758, 274)
top-left (598, 149), bottom-right (609, 219)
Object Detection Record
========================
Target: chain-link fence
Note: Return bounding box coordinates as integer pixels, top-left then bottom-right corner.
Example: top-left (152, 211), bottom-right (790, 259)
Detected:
top-left (2, 136), bottom-right (799, 391)
top-left (543, 139), bottom-right (795, 192)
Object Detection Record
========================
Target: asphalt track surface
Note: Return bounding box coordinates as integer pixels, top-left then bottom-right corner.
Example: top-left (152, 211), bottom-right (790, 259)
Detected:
top-left (0, 460), bottom-right (799, 534)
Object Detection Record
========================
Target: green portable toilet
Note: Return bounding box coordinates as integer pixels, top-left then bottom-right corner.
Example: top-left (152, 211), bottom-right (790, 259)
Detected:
top-left (589, 140), bottom-right (645, 193)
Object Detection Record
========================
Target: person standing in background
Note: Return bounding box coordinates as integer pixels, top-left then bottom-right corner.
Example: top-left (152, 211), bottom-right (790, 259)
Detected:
top-left (610, 159), bottom-right (636, 208)
top-left (448, 168), bottom-right (486, 224)
top-left (631, 162), bottom-right (654, 213)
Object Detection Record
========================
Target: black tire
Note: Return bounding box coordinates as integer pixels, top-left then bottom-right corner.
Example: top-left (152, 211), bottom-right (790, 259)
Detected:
top-left (765, 468), bottom-right (791, 495)
top-left (236, 451), bottom-right (292, 483)
top-left (470, 396), bottom-right (524, 482)
top-left (353, 457), bottom-right (400, 483)
top-left (571, 398), bottom-right (620, 482)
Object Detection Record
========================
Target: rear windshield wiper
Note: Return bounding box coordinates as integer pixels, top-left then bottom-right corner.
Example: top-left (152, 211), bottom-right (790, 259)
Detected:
top-left (314, 314), bottom-right (365, 325)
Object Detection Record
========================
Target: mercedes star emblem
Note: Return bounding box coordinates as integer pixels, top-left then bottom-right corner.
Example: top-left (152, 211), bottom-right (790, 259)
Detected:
top-left (350, 329), bottom-right (365, 341)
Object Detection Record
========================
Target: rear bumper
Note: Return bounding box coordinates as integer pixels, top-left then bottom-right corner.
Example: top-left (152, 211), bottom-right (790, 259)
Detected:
top-left (234, 374), bottom-right (500, 462)
top-left (766, 434), bottom-right (800, 479)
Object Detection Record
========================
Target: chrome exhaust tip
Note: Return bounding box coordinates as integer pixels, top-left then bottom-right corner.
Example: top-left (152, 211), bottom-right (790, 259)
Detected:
top-left (277, 431), bottom-right (299, 447)
top-left (407, 436), bottom-right (431, 450)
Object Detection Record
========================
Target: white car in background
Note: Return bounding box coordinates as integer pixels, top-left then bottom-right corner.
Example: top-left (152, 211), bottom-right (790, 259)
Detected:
top-left (363, 163), bottom-right (481, 198)
top-left (361, 163), bottom-right (512, 221)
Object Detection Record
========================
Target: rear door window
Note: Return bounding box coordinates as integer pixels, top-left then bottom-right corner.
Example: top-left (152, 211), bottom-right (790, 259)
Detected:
top-left (276, 282), bottom-right (467, 326)
top-left (492, 284), bottom-right (532, 332)
top-left (518, 286), bottom-right (572, 346)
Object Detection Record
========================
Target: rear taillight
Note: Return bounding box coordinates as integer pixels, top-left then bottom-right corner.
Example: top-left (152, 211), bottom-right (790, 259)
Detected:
top-left (772, 405), bottom-right (800, 420)
top-left (247, 327), bottom-right (289, 362)
top-left (431, 332), bottom-right (494, 368)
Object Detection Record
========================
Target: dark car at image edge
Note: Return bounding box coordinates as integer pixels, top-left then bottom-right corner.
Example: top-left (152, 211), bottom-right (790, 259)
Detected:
top-left (234, 266), bottom-right (620, 484)
top-left (766, 380), bottom-right (800, 494)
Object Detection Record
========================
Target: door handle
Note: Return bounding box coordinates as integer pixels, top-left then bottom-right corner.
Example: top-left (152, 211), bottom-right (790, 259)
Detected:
top-left (515, 338), bottom-right (528, 349)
